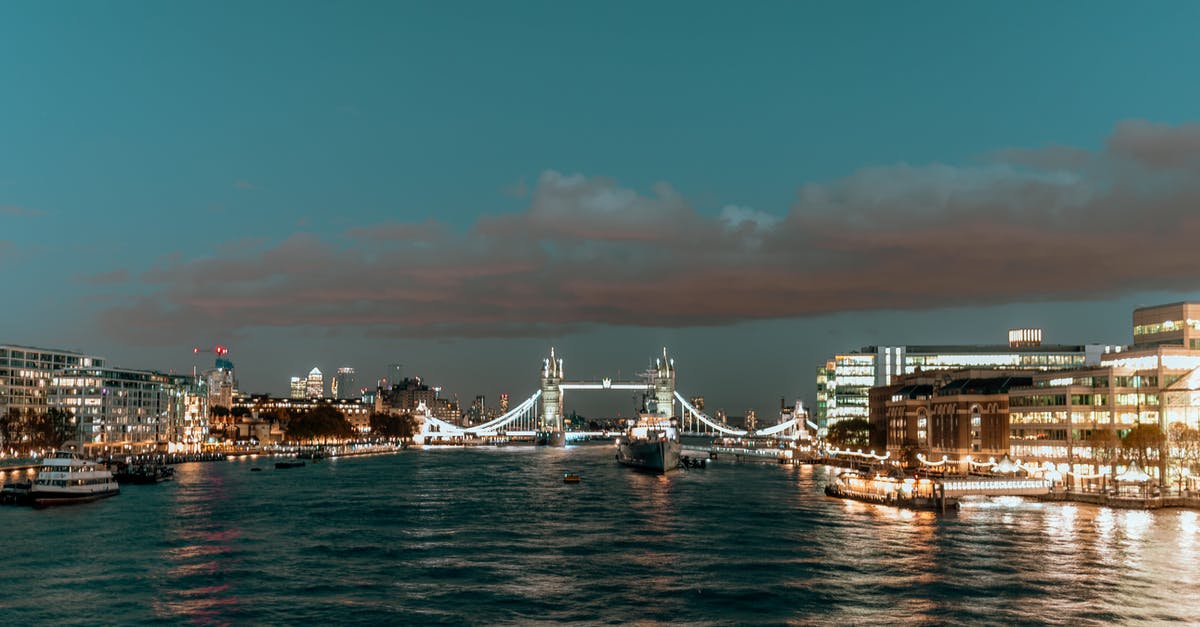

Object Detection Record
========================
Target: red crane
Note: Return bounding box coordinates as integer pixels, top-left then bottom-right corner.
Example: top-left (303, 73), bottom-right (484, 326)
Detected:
top-left (191, 345), bottom-right (230, 378)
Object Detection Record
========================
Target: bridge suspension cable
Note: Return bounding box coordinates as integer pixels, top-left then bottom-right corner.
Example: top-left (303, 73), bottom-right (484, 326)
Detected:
top-left (464, 390), bottom-right (541, 434)
top-left (755, 418), bottom-right (801, 437)
top-left (674, 392), bottom-right (747, 436)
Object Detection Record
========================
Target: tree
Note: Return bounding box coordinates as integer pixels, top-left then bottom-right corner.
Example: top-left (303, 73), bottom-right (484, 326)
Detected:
top-left (397, 413), bottom-right (417, 443)
top-left (826, 418), bottom-right (871, 450)
top-left (369, 412), bottom-right (418, 443)
top-left (1121, 423), bottom-right (1165, 466)
top-left (1168, 422), bottom-right (1200, 485)
top-left (210, 405), bottom-right (231, 419)
top-left (1084, 428), bottom-right (1121, 473)
top-left (231, 406), bottom-right (251, 419)
top-left (27, 408), bottom-right (75, 450)
top-left (286, 405), bottom-right (354, 443)
top-left (0, 408), bottom-right (21, 451)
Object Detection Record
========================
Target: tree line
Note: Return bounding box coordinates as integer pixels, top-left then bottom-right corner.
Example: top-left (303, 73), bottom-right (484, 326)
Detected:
top-left (1, 408), bottom-right (76, 453)
top-left (207, 403), bottom-right (420, 445)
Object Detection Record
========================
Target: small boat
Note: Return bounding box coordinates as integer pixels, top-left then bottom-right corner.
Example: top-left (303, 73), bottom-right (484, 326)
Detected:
top-left (113, 462), bottom-right (175, 484)
top-left (30, 451), bottom-right (120, 508)
top-left (1, 481), bottom-right (32, 505)
top-left (275, 461), bottom-right (306, 469)
top-left (563, 473), bottom-right (581, 483)
top-left (250, 467), bottom-right (263, 472)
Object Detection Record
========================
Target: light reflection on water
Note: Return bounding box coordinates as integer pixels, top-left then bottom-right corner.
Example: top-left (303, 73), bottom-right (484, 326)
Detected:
top-left (2, 446), bottom-right (1199, 624)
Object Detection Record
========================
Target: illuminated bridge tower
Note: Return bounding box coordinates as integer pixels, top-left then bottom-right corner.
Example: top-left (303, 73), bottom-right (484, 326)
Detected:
top-left (652, 347), bottom-right (676, 419)
top-left (539, 347), bottom-right (565, 445)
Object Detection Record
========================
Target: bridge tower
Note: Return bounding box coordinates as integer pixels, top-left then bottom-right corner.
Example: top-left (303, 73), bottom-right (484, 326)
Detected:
top-left (652, 347), bottom-right (676, 419)
top-left (539, 347), bottom-right (565, 443)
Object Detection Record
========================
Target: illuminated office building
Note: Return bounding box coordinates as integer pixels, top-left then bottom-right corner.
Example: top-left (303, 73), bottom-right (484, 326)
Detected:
top-left (305, 367), bottom-right (324, 399)
top-left (289, 376), bottom-right (306, 400)
top-left (819, 330), bottom-right (1117, 426)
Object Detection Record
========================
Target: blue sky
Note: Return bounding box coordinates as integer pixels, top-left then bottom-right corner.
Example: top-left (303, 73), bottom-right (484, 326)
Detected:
top-left (3, 2), bottom-right (1200, 416)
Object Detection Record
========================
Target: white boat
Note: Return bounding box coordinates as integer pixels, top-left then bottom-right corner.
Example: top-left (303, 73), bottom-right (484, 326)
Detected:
top-left (30, 451), bottom-right (120, 508)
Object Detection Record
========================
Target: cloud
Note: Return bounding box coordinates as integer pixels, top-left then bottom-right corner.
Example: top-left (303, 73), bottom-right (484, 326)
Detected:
top-left (0, 205), bottom-right (43, 217)
top-left (99, 120), bottom-right (1200, 345)
top-left (1107, 119), bottom-right (1200, 168)
top-left (80, 268), bottom-right (130, 285)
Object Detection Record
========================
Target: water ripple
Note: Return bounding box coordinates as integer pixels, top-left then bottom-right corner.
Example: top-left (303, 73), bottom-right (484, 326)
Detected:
top-left (2, 445), bottom-right (1199, 624)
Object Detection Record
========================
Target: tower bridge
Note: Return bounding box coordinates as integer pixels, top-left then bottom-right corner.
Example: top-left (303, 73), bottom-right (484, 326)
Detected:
top-left (414, 347), bottom-right (813, 445)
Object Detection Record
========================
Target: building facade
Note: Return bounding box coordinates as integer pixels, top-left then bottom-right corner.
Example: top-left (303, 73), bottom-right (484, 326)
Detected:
top-left (1009, 345), bottom-right (1200, 483)
top-left (0, 344), bottom-right (105, 417)
top-left (1133, 302), bottom-right (1200, 349)
top-left (818, 331), bottom-right (1118, 427)
top-left (50, 367), bottom-right (206, 454)
top-left (873, 369), bottom-right (1031, 465)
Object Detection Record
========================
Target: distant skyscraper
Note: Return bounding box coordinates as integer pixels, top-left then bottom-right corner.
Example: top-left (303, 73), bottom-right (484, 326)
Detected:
top-left (499, 392), bottom-right (509, 413)
top-left (306, 367), bottom-right (324, 398)
top-left (333, 367), bottom-right (358, 400)
top-left (468, 395), bottom-right (486, 425)
top-left (205, 367), bottom-right (236, 410)
top-left (289, 376), bottom-right (305, 399)
top-left (385, 363), bottom-right (403, 387)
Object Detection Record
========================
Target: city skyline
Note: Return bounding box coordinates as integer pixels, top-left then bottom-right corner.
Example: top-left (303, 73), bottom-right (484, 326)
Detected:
top-left (5, 3), bottom-right (1200, 416)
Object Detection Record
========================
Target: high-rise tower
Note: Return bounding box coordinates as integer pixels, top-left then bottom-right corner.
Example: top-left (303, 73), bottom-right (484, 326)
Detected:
top-left (306, 367), bottom-right (324, 398)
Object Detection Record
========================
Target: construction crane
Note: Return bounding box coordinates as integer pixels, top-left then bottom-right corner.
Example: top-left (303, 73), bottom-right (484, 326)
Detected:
top-left (191, 345), bottom-right (230, 378)
top-left (193, 345), bottom-right (229, 357)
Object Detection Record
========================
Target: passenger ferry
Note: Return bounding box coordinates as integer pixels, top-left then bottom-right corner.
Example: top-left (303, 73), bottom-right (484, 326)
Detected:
top-left (30, 451), bottom-right (120, 508)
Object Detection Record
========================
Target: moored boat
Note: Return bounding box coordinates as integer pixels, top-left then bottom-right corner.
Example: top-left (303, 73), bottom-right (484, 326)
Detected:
top-left (113, 462), bottom-right (175, 484)
top-left (615, 350), bottom-right (682, 473)
top-left (30, 451), bottom-right (120, 508)
top-left (275, 461), bottom-right (306, 469)
top-left (824, 470), bottom-right (958, 512)
top-left (616, 421), bottom-right (682, 473)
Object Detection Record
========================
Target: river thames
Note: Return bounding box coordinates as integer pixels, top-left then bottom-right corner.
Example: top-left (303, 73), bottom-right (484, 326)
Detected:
top-left (3, 444), bottom-right (1199, 625)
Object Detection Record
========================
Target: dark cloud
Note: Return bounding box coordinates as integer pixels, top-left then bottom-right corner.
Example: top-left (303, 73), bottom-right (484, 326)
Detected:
top-left (99, 120), bottom-right (1200, 345)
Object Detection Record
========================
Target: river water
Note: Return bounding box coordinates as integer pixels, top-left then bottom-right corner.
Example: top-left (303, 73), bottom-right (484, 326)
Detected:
top-left (2, 444), bottom-right (1198, 625)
